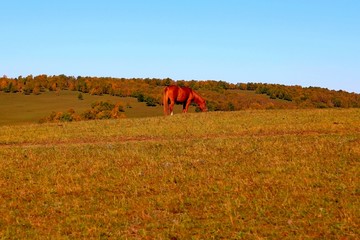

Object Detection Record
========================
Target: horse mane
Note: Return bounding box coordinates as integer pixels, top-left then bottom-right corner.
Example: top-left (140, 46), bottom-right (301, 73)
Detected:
top-left (192, 89), bottom-right (205, 105)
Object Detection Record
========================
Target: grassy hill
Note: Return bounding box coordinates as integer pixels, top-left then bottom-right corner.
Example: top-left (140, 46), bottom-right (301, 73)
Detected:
top-left (0, 89), bottom-right (291, 126)
top-left (0, 91), bottom-right (197, 125)
top-left (0, 109), bottom-right (359, 239)
top-left (2, 75), bottom-right (359, 119)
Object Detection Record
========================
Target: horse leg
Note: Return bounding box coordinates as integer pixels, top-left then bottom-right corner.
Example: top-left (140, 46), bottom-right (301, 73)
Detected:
top-left (169, 100), bottom-right (175, 116)
top-left (182, 103), bottom-right (187, 113)
top-left (183, 99), bottom-right (192, 113)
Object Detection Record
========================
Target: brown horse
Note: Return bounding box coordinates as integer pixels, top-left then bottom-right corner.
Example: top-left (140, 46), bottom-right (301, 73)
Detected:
top-left (163, 85), bottom-right (207, 115)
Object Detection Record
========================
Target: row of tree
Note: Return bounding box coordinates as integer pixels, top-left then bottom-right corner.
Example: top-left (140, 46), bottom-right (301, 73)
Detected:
top-left (1, 74), bottom-right (360, 110)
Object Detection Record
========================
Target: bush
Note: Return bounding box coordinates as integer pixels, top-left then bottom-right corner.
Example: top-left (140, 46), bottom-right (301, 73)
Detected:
top-left (41, 101), bottom-right (126, 123)
top-left (91, 101), bottom-right (114, 112)
top-left (228, 102), bottom-right (235, 111)
top-left (81, 110), bottom-right (96, 120)
top-left (204, 101), bottom-right (220, 112)
top-left (137, 93), bottom-right (145, 102)
top-left (145, 97), bottom-right (157, 106)
top-left (283, 93), bottom-right (293, 101)
top-left (332, 98), bottom-right (342, 108)
top-left (96, 111), bottom-right (112, 119)
top-left (59, 112), bottom-right (73, 122)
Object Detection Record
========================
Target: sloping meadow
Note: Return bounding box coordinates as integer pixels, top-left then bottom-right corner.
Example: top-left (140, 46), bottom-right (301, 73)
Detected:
top-left (0, 109), bottom-right (359, 239)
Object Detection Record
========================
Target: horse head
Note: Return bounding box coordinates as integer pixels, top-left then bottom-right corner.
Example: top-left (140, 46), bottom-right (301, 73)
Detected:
top-left (195, 95), bottom-right (207, 112)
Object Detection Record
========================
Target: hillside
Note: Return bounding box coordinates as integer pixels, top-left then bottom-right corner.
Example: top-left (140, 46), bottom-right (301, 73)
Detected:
top-left (1, 75), bottom-right (359, 115)
top-left (0, 91), bottom-right (195, 125)
top-left (0, 109), bottom-right (359, 239)
top-left (0, 89), bottom-right (295, 126)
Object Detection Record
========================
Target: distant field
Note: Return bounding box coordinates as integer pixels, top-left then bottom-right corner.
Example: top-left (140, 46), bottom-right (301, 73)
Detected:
top-left (0, 109), bottom-right (359, 239)
top-left (0, 91), bottom-right (194, 125)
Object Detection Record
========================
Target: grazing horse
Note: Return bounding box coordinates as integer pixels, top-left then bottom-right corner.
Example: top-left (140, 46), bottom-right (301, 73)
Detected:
top-left (163, 85), bottom-right (207, 115)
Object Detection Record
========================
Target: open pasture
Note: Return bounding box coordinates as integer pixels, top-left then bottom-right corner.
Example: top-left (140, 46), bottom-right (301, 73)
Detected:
top-left (0, 91), bottom-right (195, 125)
top-left (0, 109), bottom-right (359, 239)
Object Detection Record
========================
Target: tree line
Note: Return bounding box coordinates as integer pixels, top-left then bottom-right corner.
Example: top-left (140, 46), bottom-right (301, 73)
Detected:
top-left (1, 74), bottom-right (360, 110)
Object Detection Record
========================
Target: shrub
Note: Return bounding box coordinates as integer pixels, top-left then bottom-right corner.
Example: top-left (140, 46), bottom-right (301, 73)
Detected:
top-left (59, 112), bottom-right (73, 122)
top-left (96, 111), bottom-right (112, 119)
top-left (91, 101), bottom-right (114, 112)
top-left (137, 93), bottom-right (145, 102)
top-left (145, 97), bottom-right (157, 106)
top-left (41, 101), bottom-right (126, 123)
top-left (228, 102), bottom-right (235, 111)
top-left (81, 110), bottom-right (96, 120)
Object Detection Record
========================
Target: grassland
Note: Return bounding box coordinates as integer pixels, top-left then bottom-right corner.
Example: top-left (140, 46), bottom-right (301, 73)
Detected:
top-left (0, 109), bottom-right (359, 239)
top-left (0, 91), bottom-right (194, 125)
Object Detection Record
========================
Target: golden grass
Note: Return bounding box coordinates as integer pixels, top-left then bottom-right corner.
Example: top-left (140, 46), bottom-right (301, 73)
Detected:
top-left (0, 109), bottom-right (359, 239)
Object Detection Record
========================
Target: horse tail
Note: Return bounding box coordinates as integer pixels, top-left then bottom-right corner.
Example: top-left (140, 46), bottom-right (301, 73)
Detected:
top-left (163, 86), bottom-right (169, 115)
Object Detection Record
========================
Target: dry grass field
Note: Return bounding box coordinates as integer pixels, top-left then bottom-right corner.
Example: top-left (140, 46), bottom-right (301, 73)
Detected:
top-left (0, 109), bottom-right (359, 239)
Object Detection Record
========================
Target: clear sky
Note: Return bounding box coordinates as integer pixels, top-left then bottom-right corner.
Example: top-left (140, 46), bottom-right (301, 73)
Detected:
top-left (1, 0), bottom-right (359, 93)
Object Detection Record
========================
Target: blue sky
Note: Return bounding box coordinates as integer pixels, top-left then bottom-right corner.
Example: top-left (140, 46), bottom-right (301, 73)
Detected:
top-left (1, 0), bottom-right (359, 93)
